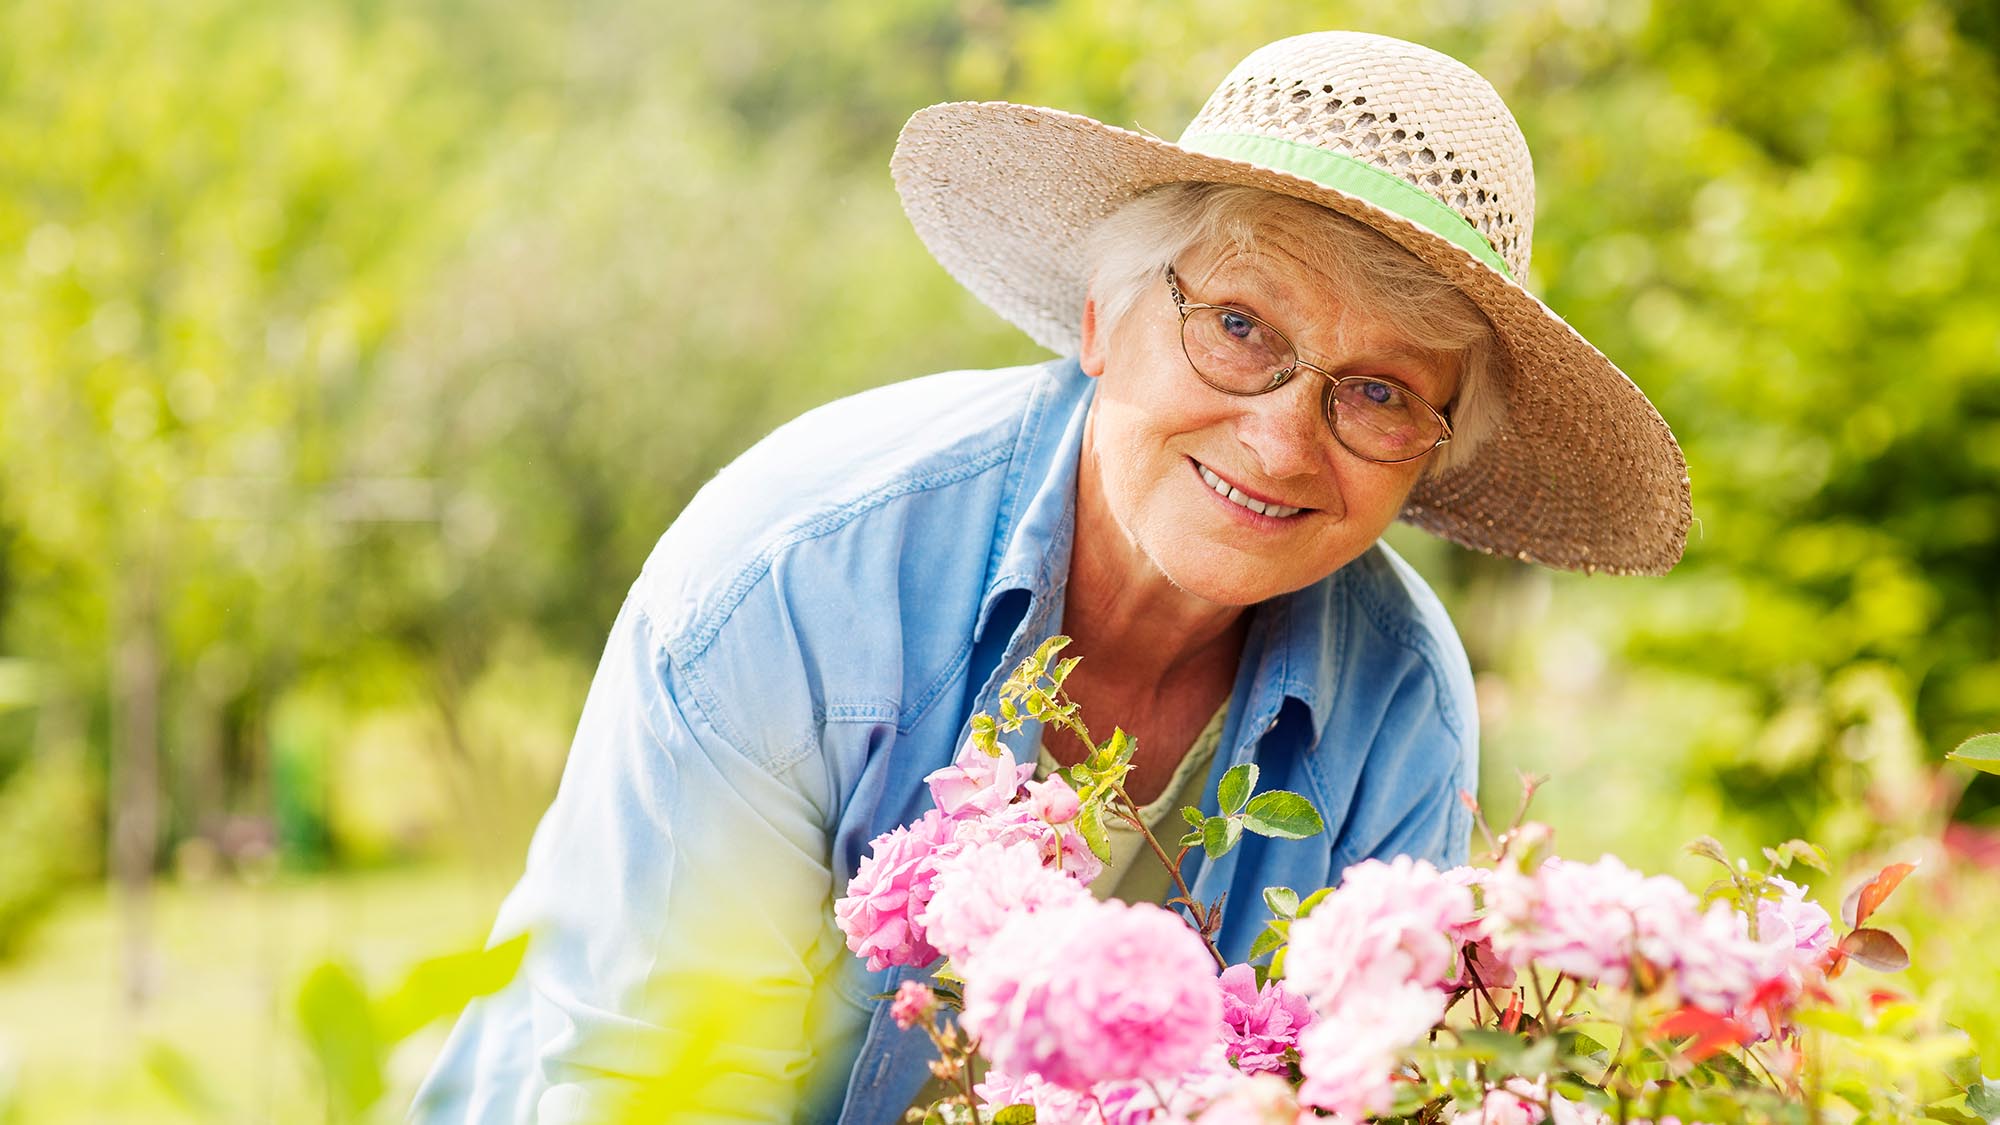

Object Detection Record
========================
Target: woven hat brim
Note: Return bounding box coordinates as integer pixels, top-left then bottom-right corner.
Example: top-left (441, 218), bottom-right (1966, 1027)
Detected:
top-left (892, 102), bottom-right (1692, 576)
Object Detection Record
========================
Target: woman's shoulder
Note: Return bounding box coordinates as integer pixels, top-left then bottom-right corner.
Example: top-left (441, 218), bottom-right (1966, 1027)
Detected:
top-left (1334, 541), bottom-right (1477, 730)
top-left (634, 357), bottom-right (1083, 656)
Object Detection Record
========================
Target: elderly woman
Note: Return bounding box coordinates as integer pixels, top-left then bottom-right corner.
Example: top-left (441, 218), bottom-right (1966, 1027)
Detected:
top-left (415, 30), bottom-right (1688, 1124)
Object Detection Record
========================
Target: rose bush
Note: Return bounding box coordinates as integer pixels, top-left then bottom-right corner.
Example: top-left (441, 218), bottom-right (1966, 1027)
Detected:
top-left (837, 639), bottom-right (1985, 1124)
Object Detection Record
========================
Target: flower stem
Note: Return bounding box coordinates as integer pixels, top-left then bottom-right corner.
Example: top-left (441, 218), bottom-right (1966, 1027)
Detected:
top-left (1112, 794), bottom-right (1228, 971)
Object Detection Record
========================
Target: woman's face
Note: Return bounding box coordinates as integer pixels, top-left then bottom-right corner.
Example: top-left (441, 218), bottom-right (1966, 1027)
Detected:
top-left (1077, 226), bottom-right (1459, 608)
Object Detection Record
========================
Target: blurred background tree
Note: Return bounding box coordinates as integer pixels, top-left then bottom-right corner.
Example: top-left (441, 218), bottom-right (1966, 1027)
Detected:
top-left (0, 0), bottom-right (1995, 1118)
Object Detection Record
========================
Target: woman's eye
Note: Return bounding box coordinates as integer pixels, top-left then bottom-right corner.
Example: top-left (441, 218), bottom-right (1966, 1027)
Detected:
top-left (1361, 380), bottom-right (1400, 405)
top-left (1219, 312), bottom-right (1256, 340)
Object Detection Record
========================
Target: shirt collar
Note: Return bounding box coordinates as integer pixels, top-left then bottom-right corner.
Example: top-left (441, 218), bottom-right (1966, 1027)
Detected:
top-left (975, 358), bottom-right (1093, 640)
top-left (1241, 574), bottom-right (1343, 747)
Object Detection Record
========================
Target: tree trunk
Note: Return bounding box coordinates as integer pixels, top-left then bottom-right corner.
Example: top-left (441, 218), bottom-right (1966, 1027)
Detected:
top-left (109, 566), bottom-right (162, 1009)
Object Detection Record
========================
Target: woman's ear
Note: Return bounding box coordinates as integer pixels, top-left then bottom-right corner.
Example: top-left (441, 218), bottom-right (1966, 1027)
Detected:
top-left (1078, 294), bottom-right (1107, 378)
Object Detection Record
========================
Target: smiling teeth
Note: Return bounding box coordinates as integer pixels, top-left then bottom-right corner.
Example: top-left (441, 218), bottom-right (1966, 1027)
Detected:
top-left (1198, 464), bottom-right (1302, 519)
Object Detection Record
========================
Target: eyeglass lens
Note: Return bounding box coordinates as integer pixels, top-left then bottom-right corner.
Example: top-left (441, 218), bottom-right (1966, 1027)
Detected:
top-left (1181, 305), bottom-right (1444, 463)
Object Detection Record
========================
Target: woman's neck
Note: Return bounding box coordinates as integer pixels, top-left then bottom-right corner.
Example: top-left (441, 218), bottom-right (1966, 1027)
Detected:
top-left (1063, 444), bottom-right (1249, 701)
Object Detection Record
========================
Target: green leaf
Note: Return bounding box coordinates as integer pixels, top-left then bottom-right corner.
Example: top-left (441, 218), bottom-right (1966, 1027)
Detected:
top-left (1076, 801), bottom-right (1111, 862)
top-left (1696, 1049), bottom-right (1761, 1089)
top-left (991, 1105), bottom-right (1037, 1125)
top-left (375, 934), bottom-right (529, 1043)
top-left (144, 1043), bottom-right (230, 1117)
top-left (1202, 815), bottom-right (1242, 859)
top-left (1050, 655), bottom-right (1081, 687)
top-left (1032, 635), bottom-right (1072, 667)
top-left (1966, 1080), bottom-right (2000, 1121)
top-left (1246, 923), bottom-right (1288, 962)
top-left (1388, 1084), bottom-right (1438, 1116)
top-left (296, 961), bottom-right (384, 1120)
top-left (1761, 838), bottom-right (1831, 873)
top-left (1177, 829), bottom-right (1203, 850)
top-left (1241, 791), bottom-right (1323, 839)
top-left (1180, 805), bottom-right (1205, 828)
top-left (1685, 835), bottom-right (1730, 866)
top-left (969, 714), bottom-right (998, 754)
top-left (1949, 733), bottom-right (2000, 776)
top-left (1444, 1028), bottom-right (1530, 1064)
top-left (1217, 763), bottom-right (1258, 815)
top-left (1296, 886), bottom-right (1336, 917)
top-left (1262, 886), bottom-right (1299, 918)
top-left (1793, 1007), bottom-right (1866, 1036)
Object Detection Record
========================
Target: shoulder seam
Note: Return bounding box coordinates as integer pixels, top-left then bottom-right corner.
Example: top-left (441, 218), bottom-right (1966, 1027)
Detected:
top-left (662, 439), bottom-right (1014, 664)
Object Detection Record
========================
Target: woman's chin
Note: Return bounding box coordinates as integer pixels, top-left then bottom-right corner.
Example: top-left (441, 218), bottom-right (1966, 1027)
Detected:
top-left (1143, 544), bottom-right (1308, 608)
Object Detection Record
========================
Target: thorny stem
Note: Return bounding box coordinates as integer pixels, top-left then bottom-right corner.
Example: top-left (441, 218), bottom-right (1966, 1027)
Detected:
top-left (1467, 794), bottom-right (1500, 858)
top-left (1558, 974), bottom-right (1587, 1020)
top-left (1528, 964), bottom-right (1556, 1029)
top-left (1600, 1025), bottom-right (1632, 1093)
top-left (1511, 772), bottom-right (1545, 829)
top-left (1462, 957), bottom-right (1497, 1028)
top-left (1112, 797), bottom-right (1228, 971)
top-left (920, 1022), bottom-right (984, 1125)
top-left (1740, 1040), bottom-right (1783, 1091)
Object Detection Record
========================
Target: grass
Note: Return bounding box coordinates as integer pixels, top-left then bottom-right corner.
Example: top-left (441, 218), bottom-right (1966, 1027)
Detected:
top-left (0, 863), bottom-right (510, 1124)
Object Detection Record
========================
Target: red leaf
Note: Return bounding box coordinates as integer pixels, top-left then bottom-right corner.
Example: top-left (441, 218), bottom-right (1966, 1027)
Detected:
top-left (1866, 988), bottom-right (1905, 1010)
top-left (1840, 862), bottom-right (1917, 927)
top-left (1654, 1006), bottom-right (1752, 1062)
top-left (1838, 927), bottom-right (1910, 973)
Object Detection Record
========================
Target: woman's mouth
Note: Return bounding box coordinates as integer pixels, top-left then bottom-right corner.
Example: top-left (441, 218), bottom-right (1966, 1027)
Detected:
top-left (1193, 460), bottom-right (1305, 519)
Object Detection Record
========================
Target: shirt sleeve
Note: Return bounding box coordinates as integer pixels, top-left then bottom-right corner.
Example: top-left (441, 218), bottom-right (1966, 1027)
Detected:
top-left (411, 595), bottom-right (849, 1123)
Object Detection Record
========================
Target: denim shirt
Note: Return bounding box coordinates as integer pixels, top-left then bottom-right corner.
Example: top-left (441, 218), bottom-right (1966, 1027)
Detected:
top-left (411, 357), bottom-right (1477, 1124)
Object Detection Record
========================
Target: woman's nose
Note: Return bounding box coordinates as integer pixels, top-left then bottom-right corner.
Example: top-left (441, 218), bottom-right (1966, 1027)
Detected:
top-left (1233, 373), bottom-right (1333, 479)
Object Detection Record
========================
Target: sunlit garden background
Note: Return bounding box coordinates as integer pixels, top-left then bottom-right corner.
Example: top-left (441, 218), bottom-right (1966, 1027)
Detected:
top-left (1, 0), bottom-right (1996, 1119)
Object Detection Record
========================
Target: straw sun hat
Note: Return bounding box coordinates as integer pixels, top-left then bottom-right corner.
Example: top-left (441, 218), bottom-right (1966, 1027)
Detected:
top-left (891, 31), bottom-right (1691, 576)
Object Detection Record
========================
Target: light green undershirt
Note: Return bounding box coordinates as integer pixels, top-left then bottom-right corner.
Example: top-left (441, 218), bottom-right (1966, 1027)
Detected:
top-left (1036, 702), bottom-right (1228, 906)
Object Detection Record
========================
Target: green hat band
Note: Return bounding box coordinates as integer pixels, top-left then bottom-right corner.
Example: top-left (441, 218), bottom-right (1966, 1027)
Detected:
top-left (1177, 131), bottom-right (1512, 279)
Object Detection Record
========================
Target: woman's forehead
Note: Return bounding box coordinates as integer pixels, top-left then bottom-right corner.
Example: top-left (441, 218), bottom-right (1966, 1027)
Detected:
top-left (1183, 240), bottom-right (1453, 385)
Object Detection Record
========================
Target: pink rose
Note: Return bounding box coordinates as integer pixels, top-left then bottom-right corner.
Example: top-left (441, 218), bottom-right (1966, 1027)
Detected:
top-left (1189, 1073), bottom-right (1301, 1125)
top-left (891, 981), bottom-right (936, 1030)
top-left (961, 899), bottom-right (1222, 1091)
top-left (920, 839), bottom-right (1089, 965)
top-left (926, 742), bottom-right (1034, 819)
top-left (833, 809), bottom-right (956, 971)
top-left (1026, 774), bottom-right (1082, 825)
top-left (1296, 980), bottom-right (1443, 1118)
top-left (946, 798), bottom-right (1102, 887)
top-left (1052, 825), bottom-right (1105, 886)
top-left (1451, 1077), bottom-right (1549, 1125)
top-left (1481, 856), bottom-right (1704, 989)
top-left (1285, 856), bottom-right (1475, 1004)
top-left (1217, 964), bottom-right (1313, 1076)
top-left (1756, 876), bottom-right (1833, 961)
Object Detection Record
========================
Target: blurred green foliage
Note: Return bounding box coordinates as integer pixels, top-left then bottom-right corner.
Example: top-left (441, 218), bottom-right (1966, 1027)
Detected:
top-left (0, 0), bottom-right (1995, 1102)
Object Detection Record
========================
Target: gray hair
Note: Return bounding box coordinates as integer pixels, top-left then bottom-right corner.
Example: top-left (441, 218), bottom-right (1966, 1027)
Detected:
top-left (1082, 182), bottom-right (1503, 477)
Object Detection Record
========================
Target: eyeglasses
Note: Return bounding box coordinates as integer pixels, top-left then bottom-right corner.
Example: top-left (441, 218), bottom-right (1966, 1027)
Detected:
top-left (1164, 265), bottom-right (1453, 465)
